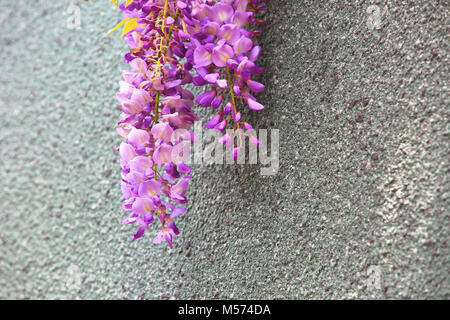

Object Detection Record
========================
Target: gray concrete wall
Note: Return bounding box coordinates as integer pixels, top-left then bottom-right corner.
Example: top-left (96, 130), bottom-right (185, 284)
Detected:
top-left (0, 0), bottom-right (448, 299)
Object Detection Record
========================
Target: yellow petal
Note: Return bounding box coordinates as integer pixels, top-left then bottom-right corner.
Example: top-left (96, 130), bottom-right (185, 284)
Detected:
top-left (120, 18), bottom-right (139, 38)
top-left (104, 17), bottom-right (132, 37)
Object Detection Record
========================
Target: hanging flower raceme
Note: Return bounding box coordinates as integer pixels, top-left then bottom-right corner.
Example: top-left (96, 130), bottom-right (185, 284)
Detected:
top-left (110, 0), bottom-right (268, 248)
top-left (113, 0), bottom-right (198, 248)
top-left (181, 0), bottom-right (268, 160)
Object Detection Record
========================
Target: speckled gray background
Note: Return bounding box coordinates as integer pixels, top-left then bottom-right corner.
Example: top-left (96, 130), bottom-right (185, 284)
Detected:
top-left (0, 0), bottom-right (448, 299)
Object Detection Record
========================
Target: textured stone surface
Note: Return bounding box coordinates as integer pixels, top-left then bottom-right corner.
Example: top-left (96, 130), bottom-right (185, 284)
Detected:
top-left (0, 0), bottom-right (448, 299)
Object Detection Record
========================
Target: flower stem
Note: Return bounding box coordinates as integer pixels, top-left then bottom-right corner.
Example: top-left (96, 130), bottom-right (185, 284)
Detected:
top-left (226, 65), bottom-right (242, 146)
top-left (154, 0), bottom-right (169, 76)
top-left (154, 0), bottom-right (170, 122)
top-left (153, 0), bottom-right (170, 180)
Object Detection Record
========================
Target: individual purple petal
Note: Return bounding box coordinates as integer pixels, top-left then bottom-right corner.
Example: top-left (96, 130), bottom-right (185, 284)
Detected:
top-left (203, 21), bottom-right (220, 36)
top-left (195, 66), bottom-right (208, 78)
top-left (216, 79), bottom-right (228, 89)
top-left (151, 122), bottom-right (174, 143)
top-left (122, 213), bottom-right (137, 225)
top-left (243, 90), bottom-right (256, 101)
top-left (153, 227), bottom-right (175, 248)
top-left (121, 199), bottom-right (134, 211)
top-left (170, 207), bottom-right (186, 218)
top-left (226, 59), bottom-right (238, 71)
top-left (132, 226), bottom-right (146, 241)
top-left (153, 144), bottom-right (173, 166)
top-left (243, 122), bottom-right (253, 130)
top-left (177, 1), bottom-right (187, 9)
top-left (237, 57), bottom-right (255, 72)
top-left (143, 212), bottom-right (154, 225)
top-left (132, 197), bottom-right (155, 215)
top-left (164, 233), bottom-right (174, 248)
top-left (126, 170), bottom-right (145, 185)
top-left (171, 141), bottom-right (190, 165)
top-left (151, 196), bottom-right (161, 208)
top-left (166, 16), bottom-right (175, 25)
top-left (138, 180), bottom-right (162, 198)
top-left (127, 127), bottom-right (150, 148)
top-left (249, 65), bottom-right (264, 75)
top-left (150, 76), bottom-right (164, 90)
top-left (247, 99), bottom-right (264, 110)
top-left (191, 3), bottom-right (211, 20)
top-left (211, 3), bottom-right (234, 22)
top-left (232, 11), bottom-right (251, 27)
top-left (246, 80), bottom-right (265, 93)
top-left (195, 90), bottom-right (216, 107)
top-left (205, 114), bottom-right (222, 129)
top-left (214, 120), bottom-right (227, 131)
top-left (248, 45), bottom-right (261, 61)
top-left (193, 46), bottom-right (212, 67)
top-left (236, 0), bottom-right (250, 11)
top-left (219, 24), bottom-right (241, 44)
top-left (218, 133), bottom-right (234, 148)
top-left (211, 95), bottom-right (223, 109)
top-left (234, 36), bottom-right (253, 54)
top-left (177, 163), bottom-right (191, 174)
top-left (165, 79), bottom-right (182, 89)
top-left (192, 75), bottom-right (206, 86)
top-left (250, 135), bottom-right (261, 146)
top-left (121, 181), bottom-right (133, 199)
top-left (178, 30), bottom-right (190, 40)
top-left (164, 162), bottom-right (180, 181)
top-left (119, 142), bottom-right (136, 163)
top-left (232, 147), bottom-right (240, 161)
top-left (170, 176), bottom-right (191, 201)
top-left (168, 220), bottom-right (179, 235)
top-left (129, 156), bottom-right (153, 174)
top-left (233, 85), bottom-right (241, 96)
top-left (153, 231), bottom-right (164, 244)
top-left (204, 72), bottom-right (219, 83)
top-left (222, 102), bottom-right (231, 115)
top-left (212, 43), bottom-right (234, 67)
top-left (240, 68), bottom-right (252, 81)
top-left (129, 57), bottom-right (147, 75)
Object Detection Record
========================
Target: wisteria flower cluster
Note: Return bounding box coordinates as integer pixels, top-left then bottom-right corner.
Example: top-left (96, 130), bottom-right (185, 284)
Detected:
top-left (111, 0), bottom-right (268, 248)
top-left (184, 0), bottom-right (268, 159)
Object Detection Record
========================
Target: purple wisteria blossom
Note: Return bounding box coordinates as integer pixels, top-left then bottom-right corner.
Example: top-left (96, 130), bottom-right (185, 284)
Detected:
top-left (116, 0), bottom-right (198, 248)
top-left (180, 0), bottom-right (268, 160)
top-left (114, 0), bottom-right (268, 248)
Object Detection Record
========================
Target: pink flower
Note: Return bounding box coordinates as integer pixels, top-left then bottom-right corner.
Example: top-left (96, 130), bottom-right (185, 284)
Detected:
top-left (129, 156), bottom-right (153, 176)
top-left (219, 24), bottom-right (241, 44)
top-left (211, 3), bottom-right (234, 23)
top-left (151, 122), bottom-right (174, 143)
top-left (193, 46), bottom-right (212, 67)
top-left (234, 36), bottom-right (253, 54)
top-left (127, 127), bottom-right (150, 149)
top-left (138, 180), bottom-right (161, 199)
top-left (153, 225), bottom-right (177, 248)
top-left (132, 198), bottom-right (155, 215)
top-left (153, 144), bottom-right (173, 166)
top-left (119, 142), bottom-right (136, 163)
top-left (246, 80), bottom-right (265, 93)
top-left (247, 99), bottom-right (264, 111)
top-left (212, 42), bottom-right (234, 67)
top-left (232, 11), bottom-right (251, 28)
top-left (169, 176), bottom-right (191, 203)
